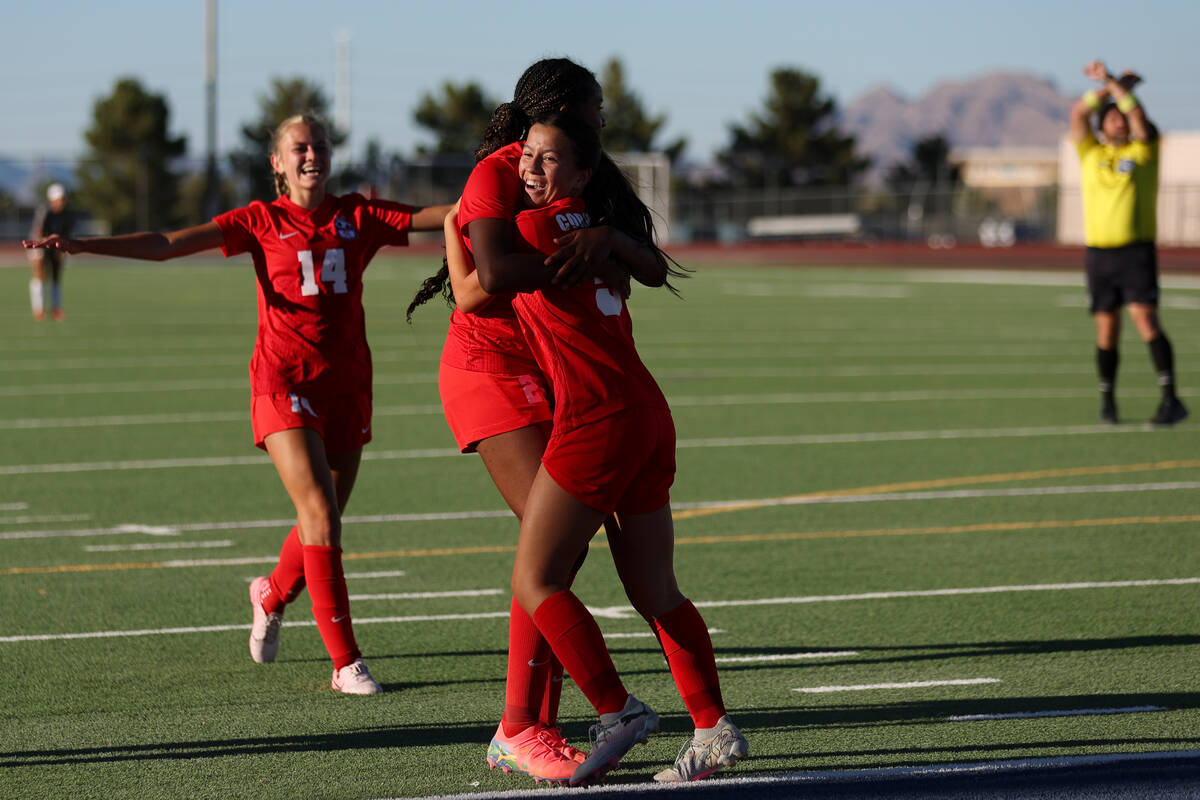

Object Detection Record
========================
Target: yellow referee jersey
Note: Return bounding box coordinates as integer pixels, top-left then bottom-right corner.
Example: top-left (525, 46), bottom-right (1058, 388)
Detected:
top-left (1077, 135), bottom-right (1159, 248)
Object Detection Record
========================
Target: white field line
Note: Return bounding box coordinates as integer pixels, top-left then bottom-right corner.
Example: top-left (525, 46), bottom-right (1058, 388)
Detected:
top-left (0, 373), bottom-right (437, 398)
top-left (2, 579), bottom-right (1197, 644)
top-left (242, 570), bottom-right (411, 581)
top-left (0, 503), bottom-right (29, 511)
top-left (715, 651), bottom-right (858, 663)
top-left (0, 404), bottom-right (444, 430)
top-left (0, 387), bottom-right (1136, 431)
top-left (0, 355), bottom-right (245, 372)
top-left (686, 481), bottom-right (1200, 508)
top-left (83, 540), bottom-right (233, 552)
top-left (796, 678), bottom-right (1001, 693)
top-left (349, 589), bottom-right (503, 601)
top-left (675, 424), bottom-right (1144, 449)
top-left (4, 476), bottom-right (1200, 542)
top-left (0, 514), bottom-right (91, 525)
top-left (0, 510), bottom-right (514, 541)
top-left (948, 705), bottom-right (1167, 721)
top-left (0, 612), bottom-right (515, 642)
top-left (689, 578), bottom-right (1200, 612)
top-left (605, 628), bottom-right (722, 640)
top-left (0, 421), bottom-right (1164, 476)
top-left (904, 268), bottom-right (1200, 290)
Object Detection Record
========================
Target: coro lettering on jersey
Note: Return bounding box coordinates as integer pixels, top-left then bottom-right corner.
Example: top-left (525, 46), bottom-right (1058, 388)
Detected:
top-left (555, 211), bottom-right (591, 232)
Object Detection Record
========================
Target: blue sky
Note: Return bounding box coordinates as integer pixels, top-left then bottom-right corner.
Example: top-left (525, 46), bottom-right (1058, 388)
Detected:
top-left (5, 0), bottom-right (1198, 165)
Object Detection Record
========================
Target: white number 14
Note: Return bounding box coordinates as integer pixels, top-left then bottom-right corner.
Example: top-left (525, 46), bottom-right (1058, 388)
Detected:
top-left (298, 249), bottom-right (348, 296)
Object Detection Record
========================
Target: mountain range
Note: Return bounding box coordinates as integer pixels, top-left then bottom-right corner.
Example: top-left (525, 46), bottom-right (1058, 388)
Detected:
top-left (839, 71), bottom-right (1074, 182)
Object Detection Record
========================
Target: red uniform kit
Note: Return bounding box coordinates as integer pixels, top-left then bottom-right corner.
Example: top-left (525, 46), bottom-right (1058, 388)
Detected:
top-left (440, 141), bottom-right (552, 452)
top-left (214, 193), bottom-right (414, 451)
top-left (511, 197), bottom-right (675, 515)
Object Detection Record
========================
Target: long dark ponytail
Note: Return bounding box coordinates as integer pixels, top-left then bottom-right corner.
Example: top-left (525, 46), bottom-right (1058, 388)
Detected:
top-left (406, 58), bottom-right (603, 322)
top-left (537, 110), bottom-right (687, 293)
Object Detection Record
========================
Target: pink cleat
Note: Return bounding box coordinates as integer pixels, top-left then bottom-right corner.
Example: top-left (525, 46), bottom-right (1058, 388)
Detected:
top-left (248, 576), bottom-right (283, 664)
top-left (331, 658), bottom-right (382, 695)
top-left (486, 723), bottom-right (578, 784)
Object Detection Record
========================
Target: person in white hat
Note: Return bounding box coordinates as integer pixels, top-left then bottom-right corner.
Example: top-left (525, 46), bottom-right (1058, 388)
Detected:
top-left (28, 183), bottom-right (75, 321)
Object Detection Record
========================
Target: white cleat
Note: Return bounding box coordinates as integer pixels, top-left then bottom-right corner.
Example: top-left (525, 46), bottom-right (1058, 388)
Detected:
top-left (248, 576), bottom-right (283, 664)
top-left (331, 658), bottom-right (383, 695)
top-left (653, 715), bottom-right (748, 782)
top-left (570, 695), bottom-right (659, 786)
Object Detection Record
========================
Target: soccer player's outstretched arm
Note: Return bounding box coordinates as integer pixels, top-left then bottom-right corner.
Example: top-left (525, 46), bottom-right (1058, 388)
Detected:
top-left (23, 222), bottom-right (225, 261)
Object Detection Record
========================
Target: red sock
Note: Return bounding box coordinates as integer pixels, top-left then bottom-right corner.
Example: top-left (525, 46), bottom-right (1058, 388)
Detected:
top-left (501, 597), bottom-right (553, 737)
top-left (263, 526), bottom-right (305, 614)
top-left (302, 544), bottom-right (361, 670)
top-left (540, 659), bottom-right (565, 727)
top-left (532, 590), bottom-right (626, 715)
top-left (654, 600), bottom-right (726, 729)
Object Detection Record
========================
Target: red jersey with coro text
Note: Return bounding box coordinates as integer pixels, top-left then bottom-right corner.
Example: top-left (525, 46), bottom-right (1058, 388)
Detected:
top-left (511, 196), bottom-right (669, 432)
top-left (442, 142), bottom-right (539, 374)
top-left (215, 193), bottom-right (413, 396)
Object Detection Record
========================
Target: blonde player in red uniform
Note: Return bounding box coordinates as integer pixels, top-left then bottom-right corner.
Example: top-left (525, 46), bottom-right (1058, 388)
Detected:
top-left (24, 114), bottom-right (450, 695)
top-left (446, 111), bottom-right (748, 786)
top-left (408, 58), bottom-right (671, 783)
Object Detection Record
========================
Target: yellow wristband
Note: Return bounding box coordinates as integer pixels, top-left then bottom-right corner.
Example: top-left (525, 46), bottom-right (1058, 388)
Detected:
top-left (1083, 90), bottom-right (1102, 110)
top-left (1117, 94), bottom-right (1139, 113)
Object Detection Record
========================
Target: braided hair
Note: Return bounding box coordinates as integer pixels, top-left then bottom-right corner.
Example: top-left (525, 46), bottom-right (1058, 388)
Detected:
top-left (271, 113), bottom-right (329, 198)
top-left (406, 58), bottom-right (602, 321)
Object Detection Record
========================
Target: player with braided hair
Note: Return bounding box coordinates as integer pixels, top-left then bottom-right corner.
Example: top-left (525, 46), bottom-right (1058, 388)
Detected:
top-left (444, 110), bottom-right (747, 786)
top-left (407, 57), bottom-right (679, 784)
top-left (25, 114), bottom-right (451, 695)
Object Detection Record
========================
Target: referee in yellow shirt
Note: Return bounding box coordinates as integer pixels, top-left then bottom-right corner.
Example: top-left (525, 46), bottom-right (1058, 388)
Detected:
top-left (1069, 60), bottom-right (1187, 426)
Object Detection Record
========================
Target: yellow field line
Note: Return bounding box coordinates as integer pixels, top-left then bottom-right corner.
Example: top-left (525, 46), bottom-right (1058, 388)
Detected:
top-left (672, 459), bottom-right (1200, 520)
top-left (6, 513), bottom-right (1200, 576)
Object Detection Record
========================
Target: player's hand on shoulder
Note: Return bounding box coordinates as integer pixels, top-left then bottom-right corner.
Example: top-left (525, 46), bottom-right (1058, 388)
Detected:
top-left (547, 226), bottom-right (615, 288)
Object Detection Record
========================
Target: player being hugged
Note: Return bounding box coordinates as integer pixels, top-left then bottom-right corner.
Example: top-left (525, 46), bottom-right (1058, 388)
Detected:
top-left (24, 114), bottom-right (451, 695)
top-left (410, 57), bottom-right (679, 785)
top-left (444, 111), bottom-right (748, 785)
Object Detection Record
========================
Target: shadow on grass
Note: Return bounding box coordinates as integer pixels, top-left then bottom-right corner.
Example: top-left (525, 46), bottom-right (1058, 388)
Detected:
top-left (6, 692), bottom-right (1198, 772)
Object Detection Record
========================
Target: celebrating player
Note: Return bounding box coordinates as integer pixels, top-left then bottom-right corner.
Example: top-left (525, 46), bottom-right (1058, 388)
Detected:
top-left (408, 57), bottom-right (674, 782)
top-left (24, 114), bottom-right (451, 695)
top-left (446, 110), bottom-right (748, 786)
top-left (1069, 60), bottom-right (1187, 426)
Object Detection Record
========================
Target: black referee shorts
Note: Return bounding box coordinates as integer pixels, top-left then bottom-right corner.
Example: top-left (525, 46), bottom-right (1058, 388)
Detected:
top-left (1085, 241), bottom-right (1159, 313)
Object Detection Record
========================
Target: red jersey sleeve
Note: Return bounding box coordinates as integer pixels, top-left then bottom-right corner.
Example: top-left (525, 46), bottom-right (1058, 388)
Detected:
top-left (514, 197), bottom-right (591, 255)
top-left (458, 142), bottom-right (523, 235)
top-left (360, 197), bottom-right (413, 247)
top-left (214, 202), bottom-right (270, 257)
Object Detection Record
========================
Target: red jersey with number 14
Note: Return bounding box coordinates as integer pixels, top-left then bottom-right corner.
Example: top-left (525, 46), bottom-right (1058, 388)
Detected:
top-left (511, 197), bottom-right (669, 432)
top-left (215, 192), bottom-right (413, 396)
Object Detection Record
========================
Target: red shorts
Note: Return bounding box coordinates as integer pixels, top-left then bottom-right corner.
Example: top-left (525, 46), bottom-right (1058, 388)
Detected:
top-left (250, 392), bottom-right (372, 454)
top-left (439, 362), bottom-right (553, 453)
top-left (542, 408), bottom-right (676, 515)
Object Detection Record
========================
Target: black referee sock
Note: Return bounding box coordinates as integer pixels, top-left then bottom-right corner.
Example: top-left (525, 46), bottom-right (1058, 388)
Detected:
top-left (1096, 347), bottom-right (1118, 405)
top-left (1148, 335), bottom-right (1178, 400)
